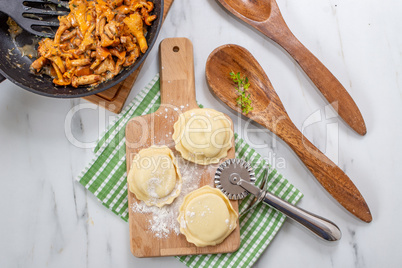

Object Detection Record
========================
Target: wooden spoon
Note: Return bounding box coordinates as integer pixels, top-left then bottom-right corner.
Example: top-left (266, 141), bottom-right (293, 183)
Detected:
top-left (205, 44), bottom-right (372, 223)
top-left (216, 0), bottom-right (367, 136)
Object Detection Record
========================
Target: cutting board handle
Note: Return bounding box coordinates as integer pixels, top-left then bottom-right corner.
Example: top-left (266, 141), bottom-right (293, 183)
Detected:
top-left (159, 38), bottom-right (198, 108)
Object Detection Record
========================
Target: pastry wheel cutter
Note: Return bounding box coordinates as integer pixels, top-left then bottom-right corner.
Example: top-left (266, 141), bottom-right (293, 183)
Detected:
top-left (215, 159), bottom-right (341, 241)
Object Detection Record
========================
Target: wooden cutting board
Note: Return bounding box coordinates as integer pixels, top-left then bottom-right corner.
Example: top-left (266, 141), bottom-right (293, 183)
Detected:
top-left (125, 38), bottom-right (240, 257)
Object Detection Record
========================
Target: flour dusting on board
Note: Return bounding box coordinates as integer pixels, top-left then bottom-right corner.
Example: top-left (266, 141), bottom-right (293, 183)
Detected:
top-left (131, 156), bottom-right (202, 238)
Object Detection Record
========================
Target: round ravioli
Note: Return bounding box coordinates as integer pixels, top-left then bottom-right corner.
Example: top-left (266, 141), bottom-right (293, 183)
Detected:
top-left (128, 145), bottom-right (182, 207)
top-left (177, 185), bottom-right (238, 247)
top-left (172, 108), bottom-right (233, 165)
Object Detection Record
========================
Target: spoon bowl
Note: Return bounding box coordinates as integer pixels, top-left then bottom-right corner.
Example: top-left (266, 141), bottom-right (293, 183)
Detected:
top-left (225, 0), bottom-right (271, 22)
top-left (206, 44), bottom-right (372, 223)
top-left (206, 45), bottom-right (272, 114)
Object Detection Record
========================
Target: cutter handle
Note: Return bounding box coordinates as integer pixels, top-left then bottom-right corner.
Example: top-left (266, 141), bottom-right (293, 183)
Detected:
top-left (237, 178), bottom-right (341, 241)
top-left (262, 191), bottom-right (341, 241)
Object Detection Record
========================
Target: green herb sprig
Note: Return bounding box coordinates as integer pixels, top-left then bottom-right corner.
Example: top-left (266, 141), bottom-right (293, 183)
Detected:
top-left (229, 71), bottom-right (253, 114)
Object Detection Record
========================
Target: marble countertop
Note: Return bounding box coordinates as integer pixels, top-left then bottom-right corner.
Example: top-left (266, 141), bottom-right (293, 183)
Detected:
top-left (1, 0), bottom-right (401, 267)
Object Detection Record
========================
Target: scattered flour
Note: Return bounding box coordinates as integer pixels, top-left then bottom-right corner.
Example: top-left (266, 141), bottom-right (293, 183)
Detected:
top-left (131, 157), bottom-right (202, 238)
top-left (186, 211), bottom-right (196, 218)
top-left (147, 177), bottom-right (162, 199)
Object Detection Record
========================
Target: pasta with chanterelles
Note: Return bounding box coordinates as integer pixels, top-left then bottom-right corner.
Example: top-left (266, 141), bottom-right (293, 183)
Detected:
top-left (30, 0), bottom-right (157, 88)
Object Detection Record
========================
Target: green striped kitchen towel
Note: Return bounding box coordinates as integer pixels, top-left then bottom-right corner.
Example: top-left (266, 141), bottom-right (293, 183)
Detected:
top-left (77, 73), bottom-right (303, 268)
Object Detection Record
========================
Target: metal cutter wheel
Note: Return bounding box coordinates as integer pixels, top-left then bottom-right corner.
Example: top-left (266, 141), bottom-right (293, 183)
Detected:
top-left (215, 159), bottom-right (342, 241)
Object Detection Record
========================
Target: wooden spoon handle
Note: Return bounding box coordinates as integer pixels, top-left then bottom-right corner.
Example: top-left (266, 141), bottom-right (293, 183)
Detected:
top-left (274, 118), bottom-right (372, 222)
top-left (256, 1), bottom-right (366, 136)
top-left (271, 30), bottom-right (366, 135)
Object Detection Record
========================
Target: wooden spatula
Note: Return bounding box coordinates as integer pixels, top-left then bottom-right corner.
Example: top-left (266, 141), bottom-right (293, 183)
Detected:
top-left (205, 44), bottom-right (372, 223)
top-left (216, 0), bottom-right (367, 135)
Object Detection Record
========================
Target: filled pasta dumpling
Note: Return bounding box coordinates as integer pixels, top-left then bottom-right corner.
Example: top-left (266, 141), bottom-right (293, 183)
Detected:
top-left (177, 185), bottom-right (238, 247)
top-left (128, 145), bottom-right (182, 207)
top-left (172, 108), bottom-right (233, 165)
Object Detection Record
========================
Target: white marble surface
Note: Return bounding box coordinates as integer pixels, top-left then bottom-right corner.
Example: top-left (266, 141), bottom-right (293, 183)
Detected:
top-left (1, 0), bottom-right (402, 267)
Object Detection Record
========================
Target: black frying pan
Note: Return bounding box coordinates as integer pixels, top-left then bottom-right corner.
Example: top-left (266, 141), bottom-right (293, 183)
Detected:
top-left (0, 0), bottom-right (163, 98)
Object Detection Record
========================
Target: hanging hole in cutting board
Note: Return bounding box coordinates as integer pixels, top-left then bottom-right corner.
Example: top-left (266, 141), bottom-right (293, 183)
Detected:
top-left (173, 46), bottom-right (180, 52)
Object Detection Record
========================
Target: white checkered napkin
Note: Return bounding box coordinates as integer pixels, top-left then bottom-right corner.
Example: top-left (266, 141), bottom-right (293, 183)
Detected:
top-left (77, 73), bottom-right (303, 268)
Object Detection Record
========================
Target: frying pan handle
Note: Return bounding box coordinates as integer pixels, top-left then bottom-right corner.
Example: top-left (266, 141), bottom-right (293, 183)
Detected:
top-left (262, 190), bottom-right (341, 241)
top-left (0, 73), bottom-right (5, 83)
